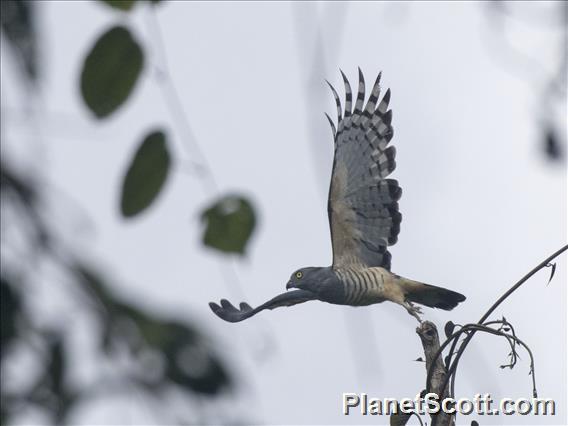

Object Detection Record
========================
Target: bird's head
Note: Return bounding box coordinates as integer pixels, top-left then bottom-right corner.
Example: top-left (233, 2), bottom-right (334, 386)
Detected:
top-left (286, 267), bottom-right (326, 292)
top-left (285, 266), bottom-right (344, 303)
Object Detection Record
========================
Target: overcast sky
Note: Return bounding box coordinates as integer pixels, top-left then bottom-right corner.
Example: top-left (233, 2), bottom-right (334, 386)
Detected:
top-left (2, 1), bottom-right (566, 425)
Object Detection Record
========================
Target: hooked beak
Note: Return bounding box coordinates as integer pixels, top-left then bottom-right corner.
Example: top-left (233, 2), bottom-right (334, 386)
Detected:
top-left (286, 280), bottom-right (295, 290)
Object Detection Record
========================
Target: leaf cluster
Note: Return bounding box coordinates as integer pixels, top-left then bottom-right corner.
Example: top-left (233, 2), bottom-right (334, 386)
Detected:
top-left (0, 1), bottom-right (260, 423)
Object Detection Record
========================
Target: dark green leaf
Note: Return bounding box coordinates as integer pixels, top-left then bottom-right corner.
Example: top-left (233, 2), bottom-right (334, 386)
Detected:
top-left (201, 195), bottom-right (256, 254)
top-left (120, 130), bottom-right (170, 217)
top-left (471, 421), bottom-right (479, 426)
top-left (99, 0), bottom-right (137, 11)
top-left (80, 25), bottom-right (144, 118)
top-left (0, 0), bottom-right (37, 81)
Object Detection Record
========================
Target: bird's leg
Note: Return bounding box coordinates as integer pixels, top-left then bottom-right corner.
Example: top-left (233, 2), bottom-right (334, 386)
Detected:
top-left (404, 301), bottom-right (423, 323)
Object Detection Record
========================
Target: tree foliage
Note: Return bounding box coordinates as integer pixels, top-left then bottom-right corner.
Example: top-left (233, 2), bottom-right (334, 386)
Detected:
top-left (0, 1), bottom-right (256, 423)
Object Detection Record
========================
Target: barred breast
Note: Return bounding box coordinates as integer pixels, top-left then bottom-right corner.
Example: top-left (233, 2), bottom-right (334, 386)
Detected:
top-left (333, 266), bottom-right (390, 306)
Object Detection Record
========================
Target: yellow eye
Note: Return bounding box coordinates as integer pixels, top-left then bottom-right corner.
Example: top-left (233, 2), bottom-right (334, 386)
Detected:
top-left (295, 271), bottom-right (303, 279)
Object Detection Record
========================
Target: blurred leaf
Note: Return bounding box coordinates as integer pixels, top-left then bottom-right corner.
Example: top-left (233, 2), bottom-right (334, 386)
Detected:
top-left (27, 332), bottom-right (72, 423)
top-left (120, 130), bottom-right (171, 217)
top-left (544, 128), bottom-right (562, 161)
top-left (117, 309), bottom-right (231, 394)
top-left (1, 403), bottom-right (7, 426)
top-left (160, 323), bottom-right (231, 395)
top-left (46, 335), bottom-right (65, 398)
top-left (74, 264), bottom-right (114, 308)
top-left (73, 263), bottom-right (146, 352)
top-left (99, 0), bottom-right (137, 11)
top-left (0, 0), bottom-right (37, 82)
top-left (0, 160), bottom-right (36, 205)
top-left (80, 25), bottom-right (144, 118)
top-left (73, 264), bottom-right (116, 351)
top-left (444, 321), bottom-right (455, 339)
top-left (72, 261), bottom-right (231, 395)
top-left (124, 314), bottom-right (231, 394)
top-left (0, 278), bottom-right (21, 359)
top-left (471, 421), bottom-right (479, 426)
top-left (140, 320), bottom-right (194, 348)
top-left (168, 349), bottom-right (230, 395)
top-left (201, 195), bottom-right (256, 254)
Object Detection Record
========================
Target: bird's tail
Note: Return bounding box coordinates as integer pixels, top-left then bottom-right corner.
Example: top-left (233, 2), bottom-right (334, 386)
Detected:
top-left (401, 279), bottom-right (466, 310)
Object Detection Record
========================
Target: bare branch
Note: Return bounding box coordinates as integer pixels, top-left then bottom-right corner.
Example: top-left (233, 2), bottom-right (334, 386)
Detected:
top-left (425, 244), bottom-right (567, 400)
top-left (416, 321), bottom-right (453, 426)
top-left (440, 244), bottom-right (567, 397)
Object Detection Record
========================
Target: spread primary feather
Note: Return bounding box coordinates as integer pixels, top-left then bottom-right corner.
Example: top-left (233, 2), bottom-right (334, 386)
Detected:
top-left (210, 69), bottom-right (465, 323)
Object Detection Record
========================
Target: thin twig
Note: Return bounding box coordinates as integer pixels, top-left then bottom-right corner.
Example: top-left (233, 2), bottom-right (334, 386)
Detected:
top-left (145, 8), bottom-right (217, 195)
top-left (426, 244), bottom-right (567, 399)
top-left (144, 7), bottom-right (251, 302)
top-left (459, 323), bottom-right (538, 397)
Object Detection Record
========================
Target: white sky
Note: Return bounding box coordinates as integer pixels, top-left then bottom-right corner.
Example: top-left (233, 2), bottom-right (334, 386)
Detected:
top-left (2, 1), bottom-right (566, 425)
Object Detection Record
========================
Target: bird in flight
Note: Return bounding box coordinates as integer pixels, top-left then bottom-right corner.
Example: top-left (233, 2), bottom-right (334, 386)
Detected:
top-left (210, 69), bottom-right (465, 323)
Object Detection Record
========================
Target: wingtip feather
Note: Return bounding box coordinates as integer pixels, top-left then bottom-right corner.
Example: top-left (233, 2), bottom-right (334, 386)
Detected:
top-left (239, 302), bottom-right (252, 311)
top-left (325, 112), bottom-right (337, 138)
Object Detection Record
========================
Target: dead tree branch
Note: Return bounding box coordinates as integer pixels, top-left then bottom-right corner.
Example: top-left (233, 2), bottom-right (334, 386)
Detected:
top-left (417, 321), bottom-right (453, 426)
top-left (429, 244), bottom-right (567, 400)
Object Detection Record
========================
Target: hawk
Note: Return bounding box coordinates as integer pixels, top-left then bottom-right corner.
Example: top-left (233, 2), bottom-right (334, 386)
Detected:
top-left (210, 69), bottom-right (465, 323)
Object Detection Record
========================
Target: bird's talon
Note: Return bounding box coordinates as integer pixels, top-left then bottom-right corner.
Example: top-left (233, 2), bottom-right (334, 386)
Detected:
top-left (405, 302), bottom-right (423, 323)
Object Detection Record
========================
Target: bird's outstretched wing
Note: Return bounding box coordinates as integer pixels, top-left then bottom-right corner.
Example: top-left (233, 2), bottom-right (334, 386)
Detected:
top-left (326, 69), bottom-right (402, 270)
top-left (209, 290), bottom-right (317, 323)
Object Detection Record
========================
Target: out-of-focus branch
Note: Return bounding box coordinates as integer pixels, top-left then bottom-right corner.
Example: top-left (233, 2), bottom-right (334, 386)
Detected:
top-left (145, 8), bottom-right (217, 194)
top-left (144, 7), bottom-right (249, 303)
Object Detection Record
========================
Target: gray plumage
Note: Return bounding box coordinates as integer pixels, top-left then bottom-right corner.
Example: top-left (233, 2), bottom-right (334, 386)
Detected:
top-left (210, 69), bottom-right (465, 323)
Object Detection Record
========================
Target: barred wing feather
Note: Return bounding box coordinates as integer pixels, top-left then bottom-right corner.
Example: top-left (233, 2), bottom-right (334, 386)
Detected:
top-left (326, 69), bottom-right (402, 270)
top-left (209, 290), bottom-right (317, 322)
